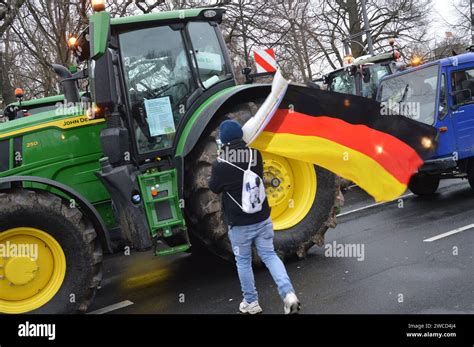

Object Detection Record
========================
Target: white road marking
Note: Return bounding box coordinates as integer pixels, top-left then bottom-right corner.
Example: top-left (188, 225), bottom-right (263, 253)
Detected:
top-left (423, 224), bottom-right (474, 242)
top-left (87, 300), bottom-right (134, 315)
top-left (337, 193), bottom-right (414, 217)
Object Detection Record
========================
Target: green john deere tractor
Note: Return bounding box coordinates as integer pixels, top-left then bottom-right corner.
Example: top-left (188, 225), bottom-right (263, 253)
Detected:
top-left (0, 3), bottom-right (341, 314)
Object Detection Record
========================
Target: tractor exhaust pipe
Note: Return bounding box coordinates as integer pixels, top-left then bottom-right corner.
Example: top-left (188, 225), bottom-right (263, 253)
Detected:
top-left (51, 64), bottom-right (80, 104)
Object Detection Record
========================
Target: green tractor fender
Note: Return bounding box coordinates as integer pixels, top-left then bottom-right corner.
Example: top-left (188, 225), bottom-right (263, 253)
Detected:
top-left (177, 84), bottom-right (271, 158)
top-left (0, 175), bottom-right (113, 253)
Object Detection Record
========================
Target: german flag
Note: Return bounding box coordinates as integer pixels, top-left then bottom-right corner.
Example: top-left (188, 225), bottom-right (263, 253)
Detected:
top-left (250, 85), bottom-right (438, 202)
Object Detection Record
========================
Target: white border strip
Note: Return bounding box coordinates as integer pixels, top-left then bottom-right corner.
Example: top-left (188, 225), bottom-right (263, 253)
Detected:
top-left (423, 224), bottom-right (474, 242)
top-left (88, 300), bottom-right (134, 315)
top-left (337, 193), bottom-right (414, 217)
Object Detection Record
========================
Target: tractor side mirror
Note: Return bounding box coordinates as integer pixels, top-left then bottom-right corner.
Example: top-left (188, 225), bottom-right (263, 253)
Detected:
top-left (92, 49), bottom-right (118, 111)
top-left (242, 67), bottom-right (254, 84)
top-left (242, 67), bottom-right (252, 76)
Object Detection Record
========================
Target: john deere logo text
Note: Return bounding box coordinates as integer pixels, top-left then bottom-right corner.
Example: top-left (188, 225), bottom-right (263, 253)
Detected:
top-left (63, 117), bottom-right (94, 127)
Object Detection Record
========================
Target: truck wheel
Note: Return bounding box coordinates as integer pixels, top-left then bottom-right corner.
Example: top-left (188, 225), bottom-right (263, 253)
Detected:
top-left (468, 161), bottom-right (474, 190)
top-left (408, 176), bottom-right (440, 196)
top-left (185, 102), bottom-right (343, 261)
top-left (0, 189), bottom-right (102, 314)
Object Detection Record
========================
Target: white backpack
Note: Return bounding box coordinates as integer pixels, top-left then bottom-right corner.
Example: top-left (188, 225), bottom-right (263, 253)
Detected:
top-left (218, 149), bottom-right (267, 214)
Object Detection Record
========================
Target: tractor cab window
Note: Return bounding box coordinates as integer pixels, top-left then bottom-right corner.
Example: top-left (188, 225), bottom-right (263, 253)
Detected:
top-left (328, 69), bottom-right (356, 95)
top-left (119, 26), bottom-right (195, 155)
top-left (361, 64), bottom-right (391, 99)
top-left (188, 22), bottom-right (229, 89)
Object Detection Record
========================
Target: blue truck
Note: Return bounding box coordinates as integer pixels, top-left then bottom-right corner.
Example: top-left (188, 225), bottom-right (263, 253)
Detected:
top-left (377, 51), bottom-right (474, 196)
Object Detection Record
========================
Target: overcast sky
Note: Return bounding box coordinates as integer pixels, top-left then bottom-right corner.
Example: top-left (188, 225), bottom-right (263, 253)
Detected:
top-left (430, 0), bottom-right (466, 39)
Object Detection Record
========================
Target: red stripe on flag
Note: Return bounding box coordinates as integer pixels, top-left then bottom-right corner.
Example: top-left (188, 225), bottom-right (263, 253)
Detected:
top-left (264, 110), bottom-right (423, 185)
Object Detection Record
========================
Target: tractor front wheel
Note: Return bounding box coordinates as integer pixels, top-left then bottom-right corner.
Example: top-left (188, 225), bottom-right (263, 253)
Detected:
top-left (185, 102), bottom-right (342, 261)
top-left (0, 189), bottom-right (102, 314)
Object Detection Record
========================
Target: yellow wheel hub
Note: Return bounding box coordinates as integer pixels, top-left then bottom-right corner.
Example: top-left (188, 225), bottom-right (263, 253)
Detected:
top-left (262, 152), bottom-right (317, 230)
top-left (0, 227), bottom-right (66, 314)
top-left (5, 257), bottom-right (39, 285)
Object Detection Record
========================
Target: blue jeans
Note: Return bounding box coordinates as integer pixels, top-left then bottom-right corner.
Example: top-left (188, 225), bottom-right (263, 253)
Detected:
top-left (228, 218), bottom-right (295, 303)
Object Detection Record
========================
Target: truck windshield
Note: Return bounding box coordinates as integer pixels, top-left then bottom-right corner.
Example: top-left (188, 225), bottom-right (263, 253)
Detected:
top-left (378, 64), bottom-right (439, 125)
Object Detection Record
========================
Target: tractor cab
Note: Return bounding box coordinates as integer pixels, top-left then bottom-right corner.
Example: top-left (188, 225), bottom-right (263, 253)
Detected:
top-left (322, 51), bottom-right (400, 99)
top-left (377, 52), bottom-right (474, 195)
top-left (81, 8), bottom-right (235, 162)
top-left (116, 17), bottom-right (232, 156)
top-left (73, 6), bottom-right (240, 252)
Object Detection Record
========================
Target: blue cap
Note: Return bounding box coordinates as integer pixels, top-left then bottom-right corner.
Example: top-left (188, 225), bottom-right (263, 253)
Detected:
top-left (219, 120), bottom-right (243, 144)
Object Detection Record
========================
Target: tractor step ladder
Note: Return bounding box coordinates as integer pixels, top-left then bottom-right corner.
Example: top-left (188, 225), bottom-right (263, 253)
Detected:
top-left (137, 169), bottom-right (190, 256)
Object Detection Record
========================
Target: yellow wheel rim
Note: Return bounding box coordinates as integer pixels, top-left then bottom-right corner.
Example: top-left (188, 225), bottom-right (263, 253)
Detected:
top-left (0, 227), bottom-right (66, 314)
top-left (262, 152), bottom-right (317, 230)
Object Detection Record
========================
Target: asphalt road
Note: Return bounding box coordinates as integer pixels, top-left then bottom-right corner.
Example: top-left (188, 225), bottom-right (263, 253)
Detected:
top-left (87, 179), bottom-right (474, 314)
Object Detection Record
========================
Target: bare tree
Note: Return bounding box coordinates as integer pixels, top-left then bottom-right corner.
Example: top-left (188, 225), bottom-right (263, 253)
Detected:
top-left (443, 0), bottom-right (470, 41)
top-left (313, 0), bottom-right (432, 67)
top-left (0, 0), bottom-right (26, 107)
top-left (0, 0), bottom-right (435, 106)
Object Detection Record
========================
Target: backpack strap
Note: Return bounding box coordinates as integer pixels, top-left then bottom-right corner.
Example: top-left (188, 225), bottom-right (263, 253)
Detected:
top-left (226, 192), bottom-right (244, 210)
top-left (247, 149), bottom-right (253, 171)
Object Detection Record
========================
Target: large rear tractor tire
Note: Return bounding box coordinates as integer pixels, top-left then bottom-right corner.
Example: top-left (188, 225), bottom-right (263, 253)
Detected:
top-left (409, 175), bottom-right (440, 197)
top-left (0, 189), bottom-right (102, 314)
top-left (185, 102), bottom-right (343, 261)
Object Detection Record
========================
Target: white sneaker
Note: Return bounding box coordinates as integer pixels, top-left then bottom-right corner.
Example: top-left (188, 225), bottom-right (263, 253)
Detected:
top-left (283, 293), bottom-right (301, 314)
top-left (239, 299), bottom-right (263, 314)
